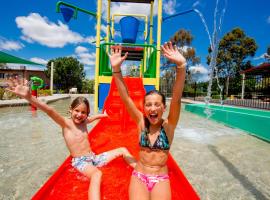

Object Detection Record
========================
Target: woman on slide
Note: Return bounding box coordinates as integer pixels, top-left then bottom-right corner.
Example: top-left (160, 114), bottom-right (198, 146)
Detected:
top-left (108, 41), bottom-right (186, 200)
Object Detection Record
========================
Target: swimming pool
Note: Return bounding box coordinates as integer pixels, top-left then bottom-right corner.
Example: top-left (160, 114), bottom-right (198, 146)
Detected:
top-left (185, 103), bottom-right (270, 142)
top-left (0, 98), bottom-right (270, 199)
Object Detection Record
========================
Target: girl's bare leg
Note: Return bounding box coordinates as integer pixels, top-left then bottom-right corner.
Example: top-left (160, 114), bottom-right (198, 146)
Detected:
top-left (103, 147), bottom-right (137, 168)
top-left (81, 165), bottom-right (102, 200)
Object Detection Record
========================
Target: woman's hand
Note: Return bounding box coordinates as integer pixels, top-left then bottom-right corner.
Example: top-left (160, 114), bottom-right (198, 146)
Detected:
top-left (161, 41), bottom-right (186, 68)
top-left (108, 45), bottom-right (128, 72)
top-left (5, 77), bottom-right (31, 100)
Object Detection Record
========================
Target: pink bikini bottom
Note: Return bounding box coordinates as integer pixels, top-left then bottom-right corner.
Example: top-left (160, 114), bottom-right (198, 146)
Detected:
top-left (132, 170), bottom-right (170, 191)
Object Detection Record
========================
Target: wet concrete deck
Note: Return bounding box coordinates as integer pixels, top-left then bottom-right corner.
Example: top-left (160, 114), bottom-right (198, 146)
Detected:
top-left (0, 94), bottom-right (70, 107)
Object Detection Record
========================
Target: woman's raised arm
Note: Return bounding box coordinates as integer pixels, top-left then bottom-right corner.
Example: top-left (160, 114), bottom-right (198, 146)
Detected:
top-left (108, 46), bottom-right (143, 127)
top-left (161, 42), bottom-right (186, 128)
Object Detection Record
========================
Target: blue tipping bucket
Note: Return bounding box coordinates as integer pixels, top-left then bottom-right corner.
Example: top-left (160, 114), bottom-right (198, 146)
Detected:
top-left (60, 7), bottom-right (74, 23)
top-left (120, 16), bottom-right (139, 43)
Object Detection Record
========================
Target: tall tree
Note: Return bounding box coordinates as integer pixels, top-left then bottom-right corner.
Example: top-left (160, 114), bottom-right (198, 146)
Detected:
top-left (207, 27), bottom-right (257, 96)
top-left (81, 79), bottom-right (94, 94)
top-left (164, 29), bottom-right (200, 85)
top-left (45, 57), bottom-right (85, 93)
top-left (170, 29), bottom-right (200, 66)
top-left (0, 63), bottom-right (6, 68)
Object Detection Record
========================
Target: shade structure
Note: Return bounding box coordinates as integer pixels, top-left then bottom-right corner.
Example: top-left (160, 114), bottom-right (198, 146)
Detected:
top-left (0, 51), bottom-right (42, 65)
top-left (240, 63), bottom-right (270, 75)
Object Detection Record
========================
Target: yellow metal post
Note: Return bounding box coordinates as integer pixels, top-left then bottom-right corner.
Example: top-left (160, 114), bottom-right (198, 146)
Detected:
top-left (94, 0), bottom-right (102, 113)
top-left (149, 1), bottom-right (154, 45)
top-left (106, 0), bottom-right (111, 43)
top-left (111, 17), bottom-right (115, 42)
top-left (156, 0), bottom-right (162, 90)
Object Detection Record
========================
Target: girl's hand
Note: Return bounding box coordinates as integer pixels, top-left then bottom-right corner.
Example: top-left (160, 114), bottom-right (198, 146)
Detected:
top-left (108, 45), bottom-right (128, 72)
top-left (161, 41), bottom-right (186, 67)
top-left (103, 109), bottom-right (109, 117)
top-left (5, 77), bottom-right (31, 99)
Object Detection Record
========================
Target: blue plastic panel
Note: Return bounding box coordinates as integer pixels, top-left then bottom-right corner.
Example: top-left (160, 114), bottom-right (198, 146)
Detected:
top-left (144, 85), bottom-right (156, 93)
top-left (98, 83), bottom-right (110, 110)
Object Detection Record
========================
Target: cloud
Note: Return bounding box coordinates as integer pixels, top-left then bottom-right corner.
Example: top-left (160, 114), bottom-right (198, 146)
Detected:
top-left (78, 52), bottom-right (96, 66)
top-left (98, 1), bottom-right (179, 42)
top-left (192, 1), bottom-right (200, 8)
top-left (84, 66), bottom-right (95, 79)
top-left (84, 36), bottom-right (97, 45)
top-left (102, 0), bottom-right (178, 23)
top-left (189, 64), bottom-right (209, 82)
top-left (253, 53), bottom-right (268, 60)
top-left (29, 57), bottom-right (48, 65)
top-left (178, 45), bottom-right (189, 53)
top-left (100, 24), bottom-right (107, 34)
top-left (15, 13), bottom-right (84, 48)
top-left (267, 16), bottom-right (270, 24)
top-left (189, 64), bottom-right (208, 74)
top-left (0, 37), bottom-right (24, 51)
top-left (163, 0), bottom-right (177, 15)
top-left (84, 24), bottom-right (112, 45)
top-left (75, 46), bottom-right (96, 66)
top-left (103, 2), bottom-right (153, 20)
top-left (75, 46), bottom-right (88, 54)
top-left (74, 46), bottom-right (96, 79)
top-left (97, 23), bottom-right (119, 38)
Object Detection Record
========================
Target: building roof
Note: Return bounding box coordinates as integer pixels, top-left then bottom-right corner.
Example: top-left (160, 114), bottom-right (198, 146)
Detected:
top-left (0, 68), bottom-right (44, 72)
top-left (0, 51), bottom-right (42, 65)
top-left (240, 63), bottom-right (270, 75)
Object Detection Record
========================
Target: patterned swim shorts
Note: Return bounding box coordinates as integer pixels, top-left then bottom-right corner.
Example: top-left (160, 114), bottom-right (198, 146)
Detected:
top-left (71, 152), bottom-right (108, 172)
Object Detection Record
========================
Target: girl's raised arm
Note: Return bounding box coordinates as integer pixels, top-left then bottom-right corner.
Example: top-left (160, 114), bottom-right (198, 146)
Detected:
top-left (161, 42), bottom-right (186, 128)
top-left (108, 46), bottom-right (143, 126)
top-left (86, 111), bottom-right (108, 123)
top-left (6, 78), bottom-right (67, 128)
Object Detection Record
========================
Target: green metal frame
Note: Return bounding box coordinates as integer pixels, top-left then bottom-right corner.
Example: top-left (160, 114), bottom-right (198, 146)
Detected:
top-left (56, 1), bottom-right (96, 18)
top-left (99, 43), bottom-right (157, 78)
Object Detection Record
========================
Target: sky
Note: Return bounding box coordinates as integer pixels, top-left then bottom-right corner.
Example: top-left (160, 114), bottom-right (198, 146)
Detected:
top-left (0, 0), bottom-right (269, 80)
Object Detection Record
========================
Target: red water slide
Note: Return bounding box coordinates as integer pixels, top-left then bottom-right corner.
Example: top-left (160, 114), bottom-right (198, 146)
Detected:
top-left (32, 77), bottom-right (199, 200)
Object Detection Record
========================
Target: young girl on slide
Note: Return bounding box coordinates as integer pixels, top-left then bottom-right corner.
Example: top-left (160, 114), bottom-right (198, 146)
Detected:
top-left (109, 41), bottom-right (186, 200)
top-left (5, 79), bottom-right (136, 200)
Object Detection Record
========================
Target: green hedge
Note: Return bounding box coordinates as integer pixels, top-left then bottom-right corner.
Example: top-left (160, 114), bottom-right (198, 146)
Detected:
top-left (0, 88), bottom-right (5, 100)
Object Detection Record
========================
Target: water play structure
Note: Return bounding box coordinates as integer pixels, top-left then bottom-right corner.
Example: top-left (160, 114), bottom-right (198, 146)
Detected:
top-left (30, 76), bottom-right (44, 111)
top-left (32, 0), bottom-right (199, 199)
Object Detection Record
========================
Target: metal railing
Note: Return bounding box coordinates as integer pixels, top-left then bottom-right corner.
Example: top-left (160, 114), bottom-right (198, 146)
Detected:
top-left (160, 75), bottom-right (270, 110)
